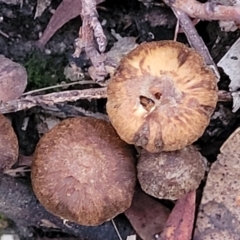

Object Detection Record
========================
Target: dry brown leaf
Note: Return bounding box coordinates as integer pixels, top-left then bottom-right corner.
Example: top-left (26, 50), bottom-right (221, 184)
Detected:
top-left (160, 191), bottom-right (196, 240)
top-left (195, 127), bottom-right (240, 240)
top-left (37, 0), bottom-right (105, 47)
top-left (125, 187), bottom-right (170, 240)
top-left (0, 55), bottom-right (27, 102)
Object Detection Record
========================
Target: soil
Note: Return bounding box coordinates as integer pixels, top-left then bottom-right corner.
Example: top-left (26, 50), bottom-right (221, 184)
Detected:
top-left (0, 0), bottom-right (240, 239)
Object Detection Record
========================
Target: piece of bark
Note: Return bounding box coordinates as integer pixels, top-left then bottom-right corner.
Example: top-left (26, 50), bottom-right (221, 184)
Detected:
top-left (0, 173), bottom-right (134, 239)
top-left (160, 191), bottom-right (196, 240)
top-left (36, 0), bottom-right (105, 47)
top-left (163, 0), bottom-right (240, 23)
top-left (125, 188), bottom-right (170, 240)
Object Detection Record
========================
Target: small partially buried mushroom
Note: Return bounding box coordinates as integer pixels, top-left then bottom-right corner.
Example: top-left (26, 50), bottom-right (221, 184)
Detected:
top-left (107, 41), bottom-right (218, 152)
top-left (0, 114), bottom-right (18, 171)
top-left (31, 117), bottom-right (136, 226)
top-left (137, 145), bottom-right (205, 200)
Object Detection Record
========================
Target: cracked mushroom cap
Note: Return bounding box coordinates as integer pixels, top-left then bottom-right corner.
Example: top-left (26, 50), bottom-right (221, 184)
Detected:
top-left (107, 41), bottom-right (218, 152)
top-left (0, 114), bottom-right (18, 171)
top-left (137, 145), bottom-right (206, 200)
top-left (31, 117), bottom-right (136, 226)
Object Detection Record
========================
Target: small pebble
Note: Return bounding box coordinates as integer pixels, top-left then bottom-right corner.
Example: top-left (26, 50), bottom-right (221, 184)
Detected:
top-left (45, 49), bottom-right (51, 55)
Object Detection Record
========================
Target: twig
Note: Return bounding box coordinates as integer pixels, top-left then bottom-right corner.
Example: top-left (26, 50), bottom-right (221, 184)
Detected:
top-left (36, 0), bottom-right (105, 47)
top-left (171, 8), bottom-right (220, 79)
top-left (80, 0), bottom-right (108, 81)
top-left (0, 87), bottom-right (231, 114)
top-left (173, 18), bottom-right (180, 41)
top-left (0, 30), bottom-right (9, 39)
top-left (0, 88), bottom-right (107, 114)
top-left (22, 81), bottom-right (95, 96)
top-left (163, 0), bottom-right (240, 23)
top-left (111, 219), bottom-right (123, 240)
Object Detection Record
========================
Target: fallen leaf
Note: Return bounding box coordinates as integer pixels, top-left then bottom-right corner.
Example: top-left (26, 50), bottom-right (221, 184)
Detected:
top-left (125, 187), bottom-right (170, 240)
top-left (105, 35), bottom-right (138, 75)
top-left (4, 166), bottom-right (30, 177)
top-left (37, 0), bottom-right (105, 47)
top-left (36, 114), bottom-right (60, 135)
top-left (160, 191), bottom-right (196, 240)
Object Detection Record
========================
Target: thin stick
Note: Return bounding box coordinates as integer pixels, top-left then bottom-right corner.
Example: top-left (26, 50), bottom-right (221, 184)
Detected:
top-left (111, 219), bottom-right (123, 240)
top-left (173, 18), bottom-right (180, 41)
top-left (0, 30), bottom-right (9, 39)
top-left (0, 87), bottom-right (231, 114)
top-left (22, 80), bottom-right (95, 96)
top-left (0, 87), bottom-right (107, 114)
top-left (172, 7), bottom-right (219, 80)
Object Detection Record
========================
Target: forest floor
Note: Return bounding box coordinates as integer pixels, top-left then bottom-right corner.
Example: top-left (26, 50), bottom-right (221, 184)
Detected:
top-left (0, 0), bottom-right (240, 239)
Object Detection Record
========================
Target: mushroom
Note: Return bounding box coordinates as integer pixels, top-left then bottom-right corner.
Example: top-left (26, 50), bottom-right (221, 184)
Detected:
top-left (137, 145), bottom-right (206, 200)
top-left (0, 114), bottom-right (18, 171)
top-left (0, 55), bottom-right (27, 102)
top-left (107, 41), bottom-right (218, 152)
top-left (31, 117), bottom-right (136, 226)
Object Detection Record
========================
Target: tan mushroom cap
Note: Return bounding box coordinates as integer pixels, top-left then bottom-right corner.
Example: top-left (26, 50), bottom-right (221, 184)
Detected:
top-left (0, 55), bottom-right (27, 102)
top-left (137, 145), bottom-right (205, 200)
top-left (107, 41), bottom-right (218, 152)
top-left (31, 117), bottom-right (136, 226)
top-left (0, 114), bottom-right (18, 170)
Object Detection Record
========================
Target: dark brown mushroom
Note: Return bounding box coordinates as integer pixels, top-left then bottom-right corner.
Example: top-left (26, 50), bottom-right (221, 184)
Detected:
top-left (31, 117), bottom-right (136, 226)
top-left (107, 41), bottom-right (218, 152)
top-left (0, 114), bottom-right (18, 171)
top-left (0, 55), bottom-right (27, 102)
top-left (137, 145), bottom-right (206, 200)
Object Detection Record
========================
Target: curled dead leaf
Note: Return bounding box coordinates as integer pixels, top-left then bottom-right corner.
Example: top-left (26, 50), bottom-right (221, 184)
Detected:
top-left (125, 187), bottom-right (170, 240)
top-left (160, 191), bottom-right (196, 240)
